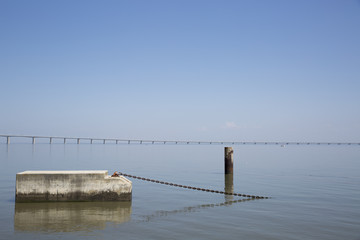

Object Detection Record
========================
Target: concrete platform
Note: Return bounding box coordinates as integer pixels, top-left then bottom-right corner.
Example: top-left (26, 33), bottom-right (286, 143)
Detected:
top-left (16, 170), bottom-right (132, 202)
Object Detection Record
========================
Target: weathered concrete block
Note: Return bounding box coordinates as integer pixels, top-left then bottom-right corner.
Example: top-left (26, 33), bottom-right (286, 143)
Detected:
top-left (16, 170), bottom-right (132, 202)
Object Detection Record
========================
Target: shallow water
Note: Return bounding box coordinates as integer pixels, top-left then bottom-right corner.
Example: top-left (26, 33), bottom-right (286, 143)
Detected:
top-left (0, 143), bottom-right (359, 239)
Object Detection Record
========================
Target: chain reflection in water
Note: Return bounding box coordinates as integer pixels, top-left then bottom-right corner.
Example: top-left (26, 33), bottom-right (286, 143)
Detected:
top-left (137, 198), bottom-right (255, 223)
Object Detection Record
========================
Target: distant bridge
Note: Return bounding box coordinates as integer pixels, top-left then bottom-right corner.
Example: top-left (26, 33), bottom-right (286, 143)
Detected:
top-left (1, 134), bottom-right (359, 146)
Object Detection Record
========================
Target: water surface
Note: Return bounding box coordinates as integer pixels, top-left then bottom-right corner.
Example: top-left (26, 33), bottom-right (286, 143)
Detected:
top-left (0, 143), bottom-right (359, 239)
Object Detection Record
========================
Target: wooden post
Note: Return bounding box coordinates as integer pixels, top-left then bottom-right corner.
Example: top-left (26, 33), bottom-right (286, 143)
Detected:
top-left (224, 147), bottom-right (233, 174)
top-left (90, 139), bottom-right (93, 144)
top-left (103, 139), bottom-right (106, 144)
top-left (32, 137), bottom-right (35, 144)
top-left (77, 138), bottom-right (80, 144)
top-left (64, 138), bottom-right (66, 144)
top-left (7, 136), bottom-right (10, 144)
top-left (49, 138), bottom-right (52, 144)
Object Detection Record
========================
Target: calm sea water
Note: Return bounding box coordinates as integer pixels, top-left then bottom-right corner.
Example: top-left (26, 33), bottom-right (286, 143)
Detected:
top-left (0, 142), bottom-right (359, 240)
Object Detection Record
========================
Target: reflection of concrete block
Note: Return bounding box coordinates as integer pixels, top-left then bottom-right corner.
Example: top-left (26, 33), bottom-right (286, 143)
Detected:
top-left (16, 170), bottom-right (132, 202)
top-left (14, 202), bottom-right (132, 232)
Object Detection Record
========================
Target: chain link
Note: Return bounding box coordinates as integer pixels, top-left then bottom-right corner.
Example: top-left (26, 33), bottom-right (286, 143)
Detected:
top-left (117, 172), bottom-right (269, 199)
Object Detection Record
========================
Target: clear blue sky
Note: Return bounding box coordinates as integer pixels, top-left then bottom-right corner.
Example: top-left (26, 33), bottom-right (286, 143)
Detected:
top-left (1, 0), bottom-right (359, 142)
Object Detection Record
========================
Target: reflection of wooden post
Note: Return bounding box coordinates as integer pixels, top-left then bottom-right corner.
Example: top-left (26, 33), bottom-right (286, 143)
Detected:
top-left (224, 174), bottom-right (234, 201)
top-left (224, 147), bottom-right (233, 174)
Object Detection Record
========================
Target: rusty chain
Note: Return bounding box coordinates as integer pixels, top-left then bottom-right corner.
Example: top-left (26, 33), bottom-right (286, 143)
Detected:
top-left (116, 172), bottom-right (269, 199)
